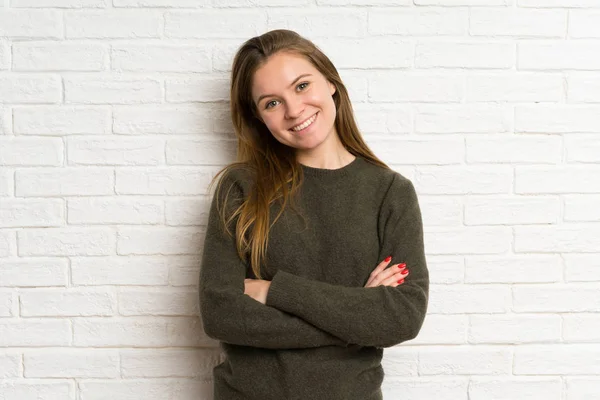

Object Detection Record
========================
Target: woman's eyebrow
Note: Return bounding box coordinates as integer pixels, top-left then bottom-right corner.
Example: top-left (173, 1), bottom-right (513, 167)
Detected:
top-left (256, 73), bottom-right (313, 104)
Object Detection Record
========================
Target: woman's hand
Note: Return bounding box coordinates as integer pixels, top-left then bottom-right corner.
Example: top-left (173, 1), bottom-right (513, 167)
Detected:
top-left (244, 279), bottom-right (272, 305)
top-left (364, 256), bottom-right (409, 288)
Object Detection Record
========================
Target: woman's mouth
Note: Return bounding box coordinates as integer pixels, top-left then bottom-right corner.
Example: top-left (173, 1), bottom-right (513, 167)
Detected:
top-left (289, 112), bottom-right (318, 133)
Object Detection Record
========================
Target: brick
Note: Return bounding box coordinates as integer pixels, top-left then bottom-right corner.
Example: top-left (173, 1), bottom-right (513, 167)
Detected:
top-left (419, 197), bottom-right (463, 227)
top-left (568, 72), bottom-right (600, 102)
top-left (167, 255), bottom-right (202, 286)
top-left (519, 41), bottom-right (600, 70)
top-left (515, 224), bottom-right (600, 253)
top-left (513, 284), bottom-right (600, 312)
top-left (426, 226), bottom-right (511, 255)
top-left (465, 255), bottom-right (562, 284)
top-left (13, 106), bottom-right (110, 135)
top-left (13, 42), bottom-right (107, 71)
top-left (166, 10), bottom-right (267, 38)
top-left (0, 319), bottom-right (71, 346)
top-left (119, 288), bottom-right (198, 316)
top-left (114, 0), bottom-right (209, 5)
top-left (0, 258), bottom-right (68, 287)
top-left (0, 41), bottom-right (8, 71)
top-left (0, 381), bottom-right (74, 399)
top-left (165, 77), bottom-right (229, 103)
top-left (471, 9), bottom-right (566, 37)
top-left (369, 9), bottom-right (467, 36)
top-left (371, 139), bottom-right (464, 165)
top-left (0, 137), bottom-right (63, 166)
top-left (464, 196), bottom-right (559, 225)
top-left (18, 228), bottom-right (115, 256)
top-left (0, 75), bottom-right (61, 104)
top-left (79, 379), bottom-right (212, 400)
top-left (71, 256), bottom-right (170, 286)
top-left (417, 0), bottom-right (511, 3)
top-left (73, 317), bottom-right (214, 347)
top-left (466, 135), bottom-right (562, 164)
top-left (565, 135), bottom-right (600, 163)
top-left (406, 315), bottom-right (467, 345)
top-left (466, 72), bottom-right (563, 102)
top-left (564, 314), bottom-right (600, 342)
top-left (564, 194), bottom-right (600, 221)
top-left (370, 73), bottom-right (463, 102)
top-left (317, 37), bottom-right (412, 69)
top-left (0, 106), bottom-right (9, 134)
top-left (120, 348), bottom-right (220, 378)
top-left (165, 198), bottom-right (209, 227)
top-left (12, 0), bottom-right (106, 6)
top-left (352, 104), bottom-right (411, 135)
top-left (469, 315), bottom-right (561, 344)
top-left (319, 0), bottom-right (409, 4)
top-left (469, 378), bottom-right (561, 400)
top-left (416, 166), bottom-right (512, 194)
top-left (519, 0), bottom-right (600, 6)
top-left (516, 105), bottom-right (600, 133)
top-left (416, 42), bottom-right (514, 69)
top-left (24, 349), bottom-right (118, 378)
top-left (0, 231), bottom-right (15, 257)
top-left (268, 9), bottom-right (365, 37)
top-left (382, 378), bottom-right (468, 400)
top-left (65, 10), bottom-right (160, 38)
top-left (113, 105), bottom-right (231, 135)
top-left (380, 347), bottom-right (418, 376)
top-left (0, 291), bottom-right (13, 316)
top-left (419, 346), bottom-right (512, 375)
top-left (516, 166), bottom-right (600, 194)
top-left (116, 169), bottom-right (212, 195)
top-left (112, 44), bottom-right (210, 73)
top-left (117, 227), bottom-right (203, 255)
top-left (20, 288), bottom-right (115, 317)
top-left (0, 168), bottom-right (13, 196)
top-left (570, 10), bottom-right (600, 38)
top-left (564, 254), bottom-right (600, 282)
top-left (0, 10), bottom-right (62, 38)
top-left (69, 197), bottom-right (163, 225)
top-left (67, 137), bottom-right (164, 166)
top-left (415, 105), bottom-right (511, 134)
top-left (514, 344), bottom-right (600, 375)
top-left (426, 256), bottom-right (464, 284)
top-left (429, 285), bottom-right (509, 314)
top-left (16, 168), bottom-right (113, 197)
top-left (566, 378), bottom-right (600, 400)
top-left (0, 198), bottom-right (64, 228)
top-left (65, 78), bottom-right (161, 104)
top-left (0, 353), bottom-right (21, 378)
top-left (166, 139), bottom-right (236, 165)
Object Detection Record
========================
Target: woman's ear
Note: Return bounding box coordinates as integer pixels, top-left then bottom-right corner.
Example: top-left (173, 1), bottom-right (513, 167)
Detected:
top-left (328, 81), bottom-right (336, 96)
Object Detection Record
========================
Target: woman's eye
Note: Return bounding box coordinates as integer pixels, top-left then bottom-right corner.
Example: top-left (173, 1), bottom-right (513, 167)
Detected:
top-left (265, 100), bottom-right (278, 109)
top-left (298, 82), bottom-right (309, 90)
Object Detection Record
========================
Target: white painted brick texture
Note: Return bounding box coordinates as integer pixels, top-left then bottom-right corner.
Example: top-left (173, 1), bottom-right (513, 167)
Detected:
top-left (1, 2), bottom-right (599, 400)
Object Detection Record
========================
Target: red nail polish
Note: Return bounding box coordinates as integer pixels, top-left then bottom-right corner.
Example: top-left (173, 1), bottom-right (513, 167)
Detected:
top-left (397, 264), bottom-right (406, 269)
top-left (397, 279), bottom-right (404, 284)
top-left (384, 256), bottom-right (391, 262)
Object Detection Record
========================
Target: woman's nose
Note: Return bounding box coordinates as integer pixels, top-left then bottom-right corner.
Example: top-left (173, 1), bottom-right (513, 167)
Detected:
top-left (285, 98), bottom-right (305, 120)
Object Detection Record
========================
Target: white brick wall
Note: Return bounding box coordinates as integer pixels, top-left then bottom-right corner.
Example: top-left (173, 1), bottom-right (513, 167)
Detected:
top-left (1, 1), bottom-right (599, 399)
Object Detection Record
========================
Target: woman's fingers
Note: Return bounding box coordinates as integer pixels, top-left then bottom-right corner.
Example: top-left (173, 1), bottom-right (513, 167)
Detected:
top-left (365, 256), bottom-right (392, 287)
top-left (381, 268), bottom-right (409, 287)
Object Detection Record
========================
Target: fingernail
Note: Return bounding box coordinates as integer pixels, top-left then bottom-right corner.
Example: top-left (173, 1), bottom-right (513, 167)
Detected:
top-left (397, 264), bottom-right (406, 269)
top-left (397, 279), bottom-right (404, 284)
top-left (384, 256), bottom-right (391, 262)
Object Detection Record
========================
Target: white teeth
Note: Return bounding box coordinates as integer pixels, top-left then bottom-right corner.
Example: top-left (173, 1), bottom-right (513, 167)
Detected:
top-left (291, 113), bottom-right (317, 131)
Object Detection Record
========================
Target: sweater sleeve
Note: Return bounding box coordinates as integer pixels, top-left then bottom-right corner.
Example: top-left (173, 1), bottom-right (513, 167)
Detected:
top-left (265, 174), bottom-right (429, 348)
top-left (199, 170), bottom-right (350, 349)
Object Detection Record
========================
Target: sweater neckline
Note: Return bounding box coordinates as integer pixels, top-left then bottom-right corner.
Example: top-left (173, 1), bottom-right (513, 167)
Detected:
top-left (300, 156), bottom-right (363, 179)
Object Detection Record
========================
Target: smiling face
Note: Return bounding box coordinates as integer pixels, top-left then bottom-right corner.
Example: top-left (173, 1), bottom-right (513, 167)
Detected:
top-left (251, 51), bottom-right (338, 157)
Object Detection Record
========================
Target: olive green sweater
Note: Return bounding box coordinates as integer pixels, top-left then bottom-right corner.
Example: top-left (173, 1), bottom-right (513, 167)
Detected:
top-left (199, 156), bottom-right (429, 400)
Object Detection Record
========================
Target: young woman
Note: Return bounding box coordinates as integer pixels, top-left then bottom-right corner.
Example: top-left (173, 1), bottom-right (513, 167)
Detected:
top-left (199, 29), bottom-right (429, 400)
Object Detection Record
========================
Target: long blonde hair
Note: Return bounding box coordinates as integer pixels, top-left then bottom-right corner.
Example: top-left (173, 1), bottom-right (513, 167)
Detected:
top-left (208, 29), bottom-right (389, 279)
